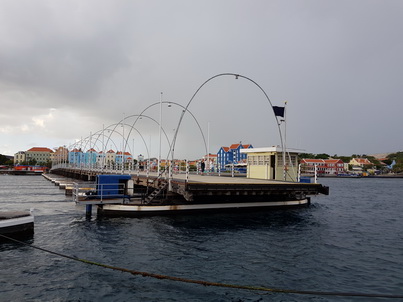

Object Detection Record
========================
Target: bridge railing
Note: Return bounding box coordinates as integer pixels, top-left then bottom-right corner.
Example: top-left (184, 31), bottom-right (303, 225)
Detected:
top-left (72, 182), bottom-right (132, 204)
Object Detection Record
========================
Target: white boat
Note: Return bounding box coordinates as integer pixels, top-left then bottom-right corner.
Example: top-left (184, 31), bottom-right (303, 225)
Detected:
top-left (0, 211), bottom-right (34, 239)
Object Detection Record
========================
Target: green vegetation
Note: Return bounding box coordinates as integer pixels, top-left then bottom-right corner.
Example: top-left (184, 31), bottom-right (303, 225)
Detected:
top-left (387, 152), bottom-right (403, 173)
top-left (0, 154), bottom-right (13, 166)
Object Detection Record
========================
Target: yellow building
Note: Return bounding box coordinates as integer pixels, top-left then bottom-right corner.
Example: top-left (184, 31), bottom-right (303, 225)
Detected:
top-left (241, 147), bottom-right (300, 181)
top-left (14, 151), bottom-right (26, 164)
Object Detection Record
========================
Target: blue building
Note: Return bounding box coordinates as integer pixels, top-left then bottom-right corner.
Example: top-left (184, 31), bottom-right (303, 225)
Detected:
top-left (84, 148), bottom-right (98, 166)
top-left (68, 148), bottom-right (84, 166)
top-left (217, 143), bottom-right (253, 170)
top-left (115, 151), bottom-right (133, 165)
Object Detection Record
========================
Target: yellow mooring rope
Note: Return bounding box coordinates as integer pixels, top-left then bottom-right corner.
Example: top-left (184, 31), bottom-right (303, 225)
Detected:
top-left (1, 234), bottom-right (403, 299)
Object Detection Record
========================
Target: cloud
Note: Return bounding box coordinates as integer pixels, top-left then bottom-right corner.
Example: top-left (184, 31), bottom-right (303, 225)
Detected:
top-left (0, 0), bottom-right (402, 157)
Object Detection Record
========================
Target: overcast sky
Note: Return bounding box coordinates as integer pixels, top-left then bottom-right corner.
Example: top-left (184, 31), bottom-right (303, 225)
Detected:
top-left (1, 0), bottom-right (402, 159)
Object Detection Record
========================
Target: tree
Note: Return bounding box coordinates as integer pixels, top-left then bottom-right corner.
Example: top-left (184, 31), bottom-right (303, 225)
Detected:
top-left (298, 153), bottom-right (315, 159)
top-left (367, 156), bottom-right (382, 169)
top-left (392, 162), bottom-right (403, 173)
top-left (315, 153), bottom-right (330, 159)
top-left (0, 154), bottom-right (9, 165)
top-left (28, 159), bottom-right (37, 166)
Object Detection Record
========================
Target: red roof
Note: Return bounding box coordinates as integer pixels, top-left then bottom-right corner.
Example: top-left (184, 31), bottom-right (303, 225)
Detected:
top-left (324, 159), bottom-right (343, 164)
top-left (222, 147), bottom-right (230, 152)
top-left (229, 144), bottom-right (241, 149)
top-left (107, 149), bottom-right (115, 153)
top-left (301, 159), bottom-right (324, 163)
top-left (27, 147), bottom-right (53, 153)
top-left (352, 158), bottom-right (372, 164)
top-left (205, 154), bottom-right (217, 158)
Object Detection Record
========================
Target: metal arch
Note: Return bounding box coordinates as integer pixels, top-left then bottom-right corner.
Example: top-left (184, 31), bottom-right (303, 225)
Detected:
top-left (96, 123), bottom-right (151, 160)
top-left (120, 114), bottom-right (172, 157)
top-left (124, 101), bottom-right (208, 160)
top-left (170, 73), bottom-right (284, 168)
top-left (104, 114), bottom-right (171, 161)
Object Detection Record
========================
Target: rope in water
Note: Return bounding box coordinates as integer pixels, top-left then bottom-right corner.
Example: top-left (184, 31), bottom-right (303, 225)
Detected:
top-left (2, 233), bottom-right (403, 299)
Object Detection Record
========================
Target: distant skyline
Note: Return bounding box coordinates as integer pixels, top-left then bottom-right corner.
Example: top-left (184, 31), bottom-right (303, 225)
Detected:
top-left (1, 1), bottom-right (402, 159)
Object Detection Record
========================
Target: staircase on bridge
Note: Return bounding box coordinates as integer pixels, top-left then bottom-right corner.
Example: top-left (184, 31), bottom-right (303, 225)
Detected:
top-left (144, 179), bottom-right (168, 204)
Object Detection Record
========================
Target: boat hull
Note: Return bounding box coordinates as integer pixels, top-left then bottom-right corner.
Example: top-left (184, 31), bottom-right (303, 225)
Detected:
top-left (98, 198), bottom-right (311, 217)
top-left (0, 212), bottom-right (34, 240)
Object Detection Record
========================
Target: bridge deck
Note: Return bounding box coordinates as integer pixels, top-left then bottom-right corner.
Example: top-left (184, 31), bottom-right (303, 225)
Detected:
top-left (50, 168), bottom-right (329, 203)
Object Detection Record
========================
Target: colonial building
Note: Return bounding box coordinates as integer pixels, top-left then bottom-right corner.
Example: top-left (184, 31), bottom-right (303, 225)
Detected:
top-left (348, 158), bottom-right (373, 173)
top-left (106, 150), bottom-right (116, 166)
top-left (68, 148), bottom-right (84, 166)
top-left (14, 151), bottom-right (26, 164)
top-left (25, 147), bottom-right (54, 164)
top-left (52, 146), bottom-right (69, 164)
top-left (349, 158), bottom-right (372, 167)
top-left (84, 148), bottom-right (98, 167)
top-left (300, 159), bottom-right (345, 175)
top-left (115, 151), bottom-right (133, 165)
top-left (217, 143), bottom-right (253, 170)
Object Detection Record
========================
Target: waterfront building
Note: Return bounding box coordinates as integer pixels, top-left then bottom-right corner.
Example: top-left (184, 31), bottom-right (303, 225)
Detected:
top-left (300, 158), bottom-right (345, 175)
top-left (241, 146), bottom-right (300, 181)
top-left (84, 148), bottom-right (98, 167)
top-left (25, 147), bottom-right (54, 165)
top-left (14, 151), bottom-right (26, 164)
top-left (105, 150), bottom-right (116, 166)
top-left (349, 158), bottom-right (373, 167)
top-left (217, 143), bottom-right (253, 170)
top-left (96, 151), bottom-right (105, 167)
top-left (349, 157), bottom-right (373, 173)
top-left (68, 148), bottom-right (84, 166)
top-left (115, 151), bottom-right (133, 164)
top-left (52, 146), bottom-right (69, 165)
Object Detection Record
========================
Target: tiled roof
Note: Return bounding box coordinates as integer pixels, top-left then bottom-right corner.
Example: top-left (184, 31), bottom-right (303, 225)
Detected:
top-left (229, 144), bottom-right (241, 149)
top-left (27, 147), bottom-right (53, 153)
top-left (325, 159), bottom-right (343, 163)
top-left (301, 159), bottom-right (324, 163)
top-left (353, 158), bottom-right (372, 164)
top-left (205, 154), bottom-right (217, 158)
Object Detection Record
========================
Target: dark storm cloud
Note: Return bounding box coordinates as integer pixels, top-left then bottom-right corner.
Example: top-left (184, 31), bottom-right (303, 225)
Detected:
top-left (0, 0), bottom-right (402, 156)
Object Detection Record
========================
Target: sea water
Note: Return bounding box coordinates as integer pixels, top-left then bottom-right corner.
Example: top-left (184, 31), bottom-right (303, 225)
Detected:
top-left (0, 175), bottom-right (402, 301)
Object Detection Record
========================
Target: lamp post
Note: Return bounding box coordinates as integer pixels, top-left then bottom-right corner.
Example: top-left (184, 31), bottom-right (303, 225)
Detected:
top-left (158, 92), bottom-right (162, 175)
top-left (122, 113), bottom-right (125, 174)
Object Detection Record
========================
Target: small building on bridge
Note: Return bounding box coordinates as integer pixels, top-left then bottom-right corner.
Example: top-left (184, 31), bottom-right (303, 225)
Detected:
top-left (240, 146), bottom-right (301, 181)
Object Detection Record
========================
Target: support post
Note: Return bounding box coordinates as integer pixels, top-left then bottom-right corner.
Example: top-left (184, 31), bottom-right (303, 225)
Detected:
top-left (297, 164), bottom-right (301, 182)
top-left (85, 204), bottom-right (92, 218)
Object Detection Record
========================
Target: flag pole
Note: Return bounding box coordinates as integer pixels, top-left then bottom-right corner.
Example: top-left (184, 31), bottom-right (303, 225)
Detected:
top-left (283, 101), bottom-right (287, 181)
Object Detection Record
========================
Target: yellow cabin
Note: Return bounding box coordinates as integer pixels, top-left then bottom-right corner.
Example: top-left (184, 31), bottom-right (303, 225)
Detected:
top-left (240, 147), bottom-right (300, 181)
